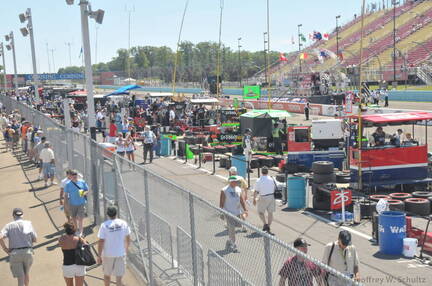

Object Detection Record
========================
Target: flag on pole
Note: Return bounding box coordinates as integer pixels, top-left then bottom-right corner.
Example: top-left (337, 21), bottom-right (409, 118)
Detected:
top-left (300, 52), bottom-right (308, 60)
top-left (323, 33), bottom-right (330, 40)
top-left (279, 53), bottom-right (288, 61)
top-left (79, 47), bottom-right (83, 58)
top-left (299, 34), bottom-right (307, 42)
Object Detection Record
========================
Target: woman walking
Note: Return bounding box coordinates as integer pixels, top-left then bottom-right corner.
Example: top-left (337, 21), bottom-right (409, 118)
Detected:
top-left (125, 133), bottom-right (136, 163)
top-left (58, 222), bottom-right (86, 286)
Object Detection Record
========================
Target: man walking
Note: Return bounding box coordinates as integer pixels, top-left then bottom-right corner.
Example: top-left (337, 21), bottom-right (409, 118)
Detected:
top-left (322, 230), bottom-right (360, 285)
top-left (0, 208), bottom-right (37, 286)
top-left (64, 170), bottom-right (89, 237)
top-left (304, 102), bottom-right (310, 121)
top-left (253, 166), bottom-right (276, 235)
top-left (97, 206), bottom-right (131, 286)
top-left (142, 126), bottom-right (156, 164)
top-left (278, 238), bottom-right (324, 286)
top-left (39, 142), bottom-right (56, 187)
top-left (60, 169), bottom-right (73, 222)
top-left (219, 176), bottom-right (248, 252)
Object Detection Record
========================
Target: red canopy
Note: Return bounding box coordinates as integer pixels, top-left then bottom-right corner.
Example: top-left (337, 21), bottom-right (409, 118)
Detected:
top-left (361, 112), bottom-right (432, 125)
top-left (67, 90), bottom-right (87, 96)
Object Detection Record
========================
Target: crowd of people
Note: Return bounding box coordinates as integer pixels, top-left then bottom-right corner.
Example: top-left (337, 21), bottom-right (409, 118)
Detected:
top-left (0, 106), bottom-right (132, 286)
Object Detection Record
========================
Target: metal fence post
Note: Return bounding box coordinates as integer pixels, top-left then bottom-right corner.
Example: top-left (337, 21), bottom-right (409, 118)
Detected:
top-left (143, 171), bottom-right (155, 286)
top-left (188, 193), bottom-right (199, 286)
top-left (212, 152), bottom-right (216, 175)
top-left (263, 236), bottom-right (273, 286)
top-left (90, 140), bottom-right (100, 225)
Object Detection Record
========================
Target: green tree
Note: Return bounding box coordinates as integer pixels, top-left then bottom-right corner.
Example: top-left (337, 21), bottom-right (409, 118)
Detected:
top-left (57, 66), bottom-right (84, 74)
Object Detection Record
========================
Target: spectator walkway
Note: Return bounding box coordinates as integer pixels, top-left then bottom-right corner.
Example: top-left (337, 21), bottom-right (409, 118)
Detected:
top-left (0, 136), bottom-right (143, 286)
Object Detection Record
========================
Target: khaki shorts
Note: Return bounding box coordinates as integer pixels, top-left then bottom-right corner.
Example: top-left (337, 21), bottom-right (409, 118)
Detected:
top-left (63, 264), bottom-right (86, 278)
top-left (257, 195), bottom-right (276, 214)
top-left (103, 256), bottom-right (126, 277)
top-left (69, 204), bottom-right (85, 218)
top-left (9, 249), bottom-right (33, 278)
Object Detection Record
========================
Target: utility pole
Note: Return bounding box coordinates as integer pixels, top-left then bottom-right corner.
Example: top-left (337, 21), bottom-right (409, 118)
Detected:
top-left (65, 42), bottom-right (72, 66)
top-left (4, 32), bottom-right (18, 96)
top-left (336, 15), bottom-right (341, 63)
top-left (298, 24), bottom-right (303, 72)
top-left (46, 42), bottom-right (51, 73)
top-left (393, 0), bottom-right (399, 85)
top-left (50, 48), bottom-right (56, 73)
top-left (0, 43), bottom-right (7, 91)
top-left (126, 5), bottom-right (134, 79)
top-left (238, 37), bottom-right (242, 88)
top-left (263, 32), bottom-right (268, 84)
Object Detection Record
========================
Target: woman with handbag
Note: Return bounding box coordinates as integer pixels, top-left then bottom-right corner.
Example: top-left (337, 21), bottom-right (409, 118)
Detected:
top-left (58, 222), bottom-right (86, 286)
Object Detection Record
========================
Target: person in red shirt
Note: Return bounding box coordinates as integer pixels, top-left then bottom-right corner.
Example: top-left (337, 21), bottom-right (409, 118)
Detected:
top-left (278, 238), bottom-right (324, 286)
top-left (108, 120), bottom-right (117, 144)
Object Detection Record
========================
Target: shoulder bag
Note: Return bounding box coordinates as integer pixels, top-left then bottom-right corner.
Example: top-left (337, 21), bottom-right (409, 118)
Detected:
top-left (75, 238), bottom-right (96, 266)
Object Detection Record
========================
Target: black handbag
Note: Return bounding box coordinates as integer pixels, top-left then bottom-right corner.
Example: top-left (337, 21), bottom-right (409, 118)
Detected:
top-left (75, 238), bottom-right (96, 266)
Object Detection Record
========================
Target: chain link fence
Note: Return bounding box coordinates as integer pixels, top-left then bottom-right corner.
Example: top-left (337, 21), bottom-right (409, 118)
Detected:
top-left (0, 95), bottom-right (361, 286)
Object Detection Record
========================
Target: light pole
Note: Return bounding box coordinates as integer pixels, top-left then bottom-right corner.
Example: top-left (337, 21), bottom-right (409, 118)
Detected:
top-left (66, 0), bottom-right (104, 140)
top-left (65, 42), bottom-right (72, 66)
top-left (238, 37), bottom-right (242, 88)
top-left (263, 32), bottom-right (268, 84)
top-left (19, 8), bottom-right (40, 101)
top-left (392, 1), bottom-right (399, 84)
top-left (0, 43), bottom-right (6, 92)
top-left (4, 32), bottom-right (18, 96)
top-left (336, 15), bottom-right (341, 63)
top-left (297, 24), bottom-right (303, 73)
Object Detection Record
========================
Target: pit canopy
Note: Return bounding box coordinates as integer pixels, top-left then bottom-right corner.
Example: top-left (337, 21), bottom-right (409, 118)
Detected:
top-left (105, 84), bottom-right (142, 96)
top-left (360, 112), bottom-right (432, 127)
top-left (190, 98), bottom-right (219, 104)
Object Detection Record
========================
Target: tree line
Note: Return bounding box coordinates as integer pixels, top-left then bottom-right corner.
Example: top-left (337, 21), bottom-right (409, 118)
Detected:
top-left (57, 41), bottom-right (279, 83)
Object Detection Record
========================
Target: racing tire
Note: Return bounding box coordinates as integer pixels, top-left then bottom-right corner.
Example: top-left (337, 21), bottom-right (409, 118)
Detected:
top-left (387, 199), bottom-right (405, 212)
top-left (359, 201), bottom-right (377, 218)
top-left (313, 196), bottom-right (330, 211)
top-left (335, 172), bottom-right (351, 183)
top-left (313, 173), bottom-right (336, 184)
top-left (405, 198), bottom-right (430, 216)
top-left (369, 194), bottom-right (391, 202)
top-left (389, 193), bottom-right (412, 200)
top-left (311, 161), bottom-right (334, 174)
top-left (412, 191), bottom-right (432, 199)
top-left (428, 197), bottom-right (432, 214)
top-left (276, 174), bottom-right (286, 183)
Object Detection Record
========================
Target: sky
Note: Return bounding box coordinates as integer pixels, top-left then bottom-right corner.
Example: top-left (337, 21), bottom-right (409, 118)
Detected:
top-left (0, 0), bottom-right (382, 74)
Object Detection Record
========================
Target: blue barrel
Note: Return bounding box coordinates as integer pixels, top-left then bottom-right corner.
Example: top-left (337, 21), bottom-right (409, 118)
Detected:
top-left (160, 137), bottom-right (171, 156)
top-left (287, 176), bottom-right (306, 208)
top-left (231, 155), bottom-right (246, 178)
top-left (378, 211), bottom-right (406, 255)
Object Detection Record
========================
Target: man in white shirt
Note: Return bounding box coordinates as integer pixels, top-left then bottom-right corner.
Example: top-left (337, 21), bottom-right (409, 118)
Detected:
top-left (39, 142), bottom-right (56, 187)
top-left (59, 169), bottom-right (73, 222)
top-left (253, 166), bottom-right (276, 235)
top-left (97, 206), bottom-right (131, 286)
top-left (142, 126), bottom-right (156, 164)
top-left (169, 107), bottom-right (176, 128)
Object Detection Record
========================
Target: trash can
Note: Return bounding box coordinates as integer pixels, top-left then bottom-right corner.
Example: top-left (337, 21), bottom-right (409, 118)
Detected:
top-left (378, 211), bottom-right (406, 255)
top-left (231, 155), bottom-right (246, 178)
top-left (160, 136), bottom-right (171, 156)
top-left (287, 176), bottom-right (306, 209)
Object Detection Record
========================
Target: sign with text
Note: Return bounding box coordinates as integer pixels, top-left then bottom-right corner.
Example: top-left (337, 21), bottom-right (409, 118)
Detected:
top-left (24, 73), bottom-right (84, 81)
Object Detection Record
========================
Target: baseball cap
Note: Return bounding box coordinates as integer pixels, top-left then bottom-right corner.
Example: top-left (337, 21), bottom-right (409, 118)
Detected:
top-left (13, 208), bottom-right (23, 217)
top-left (339, 230), bottom-right (352, 246)
top-left (229, 166), bottom-right (237, 173)
top-left (107, 206), bottom-right (117, 217)
top-left (293, 237), bottom-right (310, 248)
top-left (228, 176), bottom-right (239, 182)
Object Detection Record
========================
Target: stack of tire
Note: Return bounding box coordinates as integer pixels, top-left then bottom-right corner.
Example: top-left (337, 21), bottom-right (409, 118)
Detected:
top-left (312, 161), bottom-right (336, 184)
top-left (389, 192), bottom-right (432, 216)
top-left (369, 194), bottom-right (404, 212)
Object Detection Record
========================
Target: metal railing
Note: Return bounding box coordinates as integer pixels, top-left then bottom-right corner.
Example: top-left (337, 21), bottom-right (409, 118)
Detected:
top-left (0, 95), bottom-right (361, 286)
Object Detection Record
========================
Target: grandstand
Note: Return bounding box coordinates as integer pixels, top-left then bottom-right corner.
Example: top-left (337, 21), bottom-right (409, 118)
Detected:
top-left (266, 0), bottom-right (432, 89)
